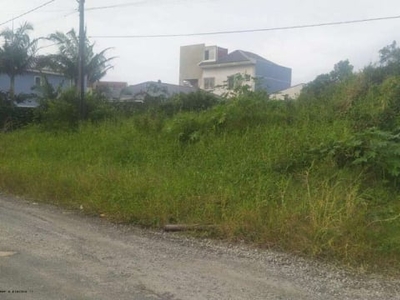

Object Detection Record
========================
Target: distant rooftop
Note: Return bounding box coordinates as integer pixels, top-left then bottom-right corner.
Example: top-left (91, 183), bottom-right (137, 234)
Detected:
top-left (122, 81), bottom-right (198, 100)
top-left (199, 50), bottom-right (281, 67)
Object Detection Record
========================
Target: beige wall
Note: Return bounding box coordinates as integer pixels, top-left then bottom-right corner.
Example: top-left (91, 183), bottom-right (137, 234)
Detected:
top-left (201, 64), bottom-right (256, 95)
top-left (179, 44), bottom-right (205, 86)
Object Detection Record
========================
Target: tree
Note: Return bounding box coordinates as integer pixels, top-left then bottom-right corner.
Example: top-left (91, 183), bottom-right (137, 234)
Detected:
top-left (379, 41), bottom-right (400, 67)
top-left (300, 60), bottom-right (354, 100)
top-left (330, 60), bottom-right (354, 82)
top-left (42, 29), bottom-right (114, 88)
top-left (377, 41), bottom-right (400, 77)
top-left (0, 22), bottom-right (38, 99)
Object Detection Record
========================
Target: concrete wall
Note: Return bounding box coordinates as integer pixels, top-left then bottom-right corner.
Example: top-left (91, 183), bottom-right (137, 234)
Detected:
top-left (179, 44), bottom-right (205, 87)
top-left (203, 46), bottom-right (228, 62)
top-left (201, 64), bottom-right (256, 95)
top-left (270, 83), bottom-right (305, 100)
top-left (255, 61), bottom-right (292, 93)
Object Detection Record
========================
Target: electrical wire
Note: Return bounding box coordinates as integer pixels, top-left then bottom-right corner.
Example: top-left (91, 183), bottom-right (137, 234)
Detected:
top-left (37, 42), bottom-right (60, 51)
top-left (0, 0), bottom-right (57, 27)
top-left (86, 0), bottom-right (150, 11)
top-left (89, 14), bottom-right (400, 39)
top-left (1, 9), bottom-right (72, 13)
top-left (34, 9), bottom-right (77, 29)
top-left (85, 0), bottom-right (210, 12)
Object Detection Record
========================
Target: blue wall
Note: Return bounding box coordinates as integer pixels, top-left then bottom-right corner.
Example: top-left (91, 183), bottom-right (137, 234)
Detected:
top-left (0, 71), bottom-right (71, 95)
top-left (255, 61), bottom-right (292, 93)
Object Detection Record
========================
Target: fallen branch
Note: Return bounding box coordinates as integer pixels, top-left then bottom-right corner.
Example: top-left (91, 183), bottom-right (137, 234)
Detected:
top-left (163, 224), bottom-right (217, 232)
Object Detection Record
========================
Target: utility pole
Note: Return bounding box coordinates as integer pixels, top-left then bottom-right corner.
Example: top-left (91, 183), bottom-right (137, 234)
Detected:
top-left (78, 0), bottom-right (85, 119)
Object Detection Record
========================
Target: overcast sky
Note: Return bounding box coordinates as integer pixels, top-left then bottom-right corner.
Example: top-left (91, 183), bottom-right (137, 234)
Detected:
top-left (1, 0), bottom-right (400, 86)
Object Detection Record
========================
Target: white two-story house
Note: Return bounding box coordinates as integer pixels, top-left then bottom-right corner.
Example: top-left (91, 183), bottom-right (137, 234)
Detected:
top-left (179, 44), bottom-right (292, 95)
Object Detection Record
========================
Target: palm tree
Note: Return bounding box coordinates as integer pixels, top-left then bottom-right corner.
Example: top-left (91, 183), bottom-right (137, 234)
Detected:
top-left (43, 29), bottom-right (114, 88)
top-left (0, 22), bottom-right (38, 99)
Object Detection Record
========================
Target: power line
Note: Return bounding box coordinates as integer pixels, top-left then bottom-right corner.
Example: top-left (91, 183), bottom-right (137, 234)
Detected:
top-left (86, 0), bottom-right (149, 11)
top-left (1, 9), bottom-right (72, 13)
top-left (34, 10), bottom-right (77, 29)
top-left (85, 0), bottom-right (209, 12)
top-left (89, 14), bottom-right (400, 39)
top-left (37, 42), bottom-right (60, 51)
top-left (0, 0), bottom-right (57, 27)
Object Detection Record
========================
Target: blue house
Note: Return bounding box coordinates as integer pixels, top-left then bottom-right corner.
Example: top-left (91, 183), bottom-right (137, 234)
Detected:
top-left (0, 69), bottom-right (71, 107)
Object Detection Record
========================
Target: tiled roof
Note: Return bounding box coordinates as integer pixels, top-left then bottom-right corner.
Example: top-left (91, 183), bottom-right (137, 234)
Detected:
top-left (199, 50), bottom-right (279, 67)
top-left (240, 51), bottom-right (279, 66)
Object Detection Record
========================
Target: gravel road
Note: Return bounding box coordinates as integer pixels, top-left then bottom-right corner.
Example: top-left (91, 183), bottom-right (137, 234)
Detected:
top-left (0, 194), bottom-right (399, 300)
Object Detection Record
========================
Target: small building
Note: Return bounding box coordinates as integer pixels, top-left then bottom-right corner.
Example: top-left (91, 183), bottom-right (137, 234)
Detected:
top-left (92, 81), bottom-right (128, 100)
top-left (269, 83), bottom-right (305, 100)
top-left (179, 44), bottom-right (292, 95)
top-left (0, 69), bottom-right (72, 107)
top-left (120, 81), bottom-right (198, 102)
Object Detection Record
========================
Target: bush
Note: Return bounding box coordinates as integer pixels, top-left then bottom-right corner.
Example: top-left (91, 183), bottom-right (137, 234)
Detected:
top-left (168, 90), bottom-right (219, 113)
top-left (309, 128), bottom-right (400, 178)
top-left (36, 89), bottom-right (116, 131)
top-left (0, 91), bottom-right (35, 132)
top-left (161, 95), bottom-right (299, 144)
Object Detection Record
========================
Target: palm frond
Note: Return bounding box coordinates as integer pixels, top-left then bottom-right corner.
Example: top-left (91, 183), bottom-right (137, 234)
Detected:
top-left (44, 28), bottom-right (116, 86)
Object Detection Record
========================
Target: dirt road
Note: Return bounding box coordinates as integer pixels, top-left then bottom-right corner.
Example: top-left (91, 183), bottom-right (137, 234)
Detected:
top-left (0, 194), bottom-right (399, 300)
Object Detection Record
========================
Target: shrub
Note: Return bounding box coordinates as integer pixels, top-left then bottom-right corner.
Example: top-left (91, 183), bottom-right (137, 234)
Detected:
top-left (157, 90), bottom-right (219, 116)
top-left (0, 91), bottom-right (35, 132)
top-left (36, 89), bottom-right (116, 131)
top-left (309, 128), bottom-right (400, 178)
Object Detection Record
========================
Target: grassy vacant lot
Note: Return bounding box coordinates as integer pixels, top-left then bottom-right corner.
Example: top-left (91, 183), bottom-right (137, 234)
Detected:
top-left (1, 83), bottom-right (400, 274)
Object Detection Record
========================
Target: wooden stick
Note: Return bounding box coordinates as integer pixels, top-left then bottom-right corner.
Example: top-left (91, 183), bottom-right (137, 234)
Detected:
top-left (163, 224), bottom-right (216, 232)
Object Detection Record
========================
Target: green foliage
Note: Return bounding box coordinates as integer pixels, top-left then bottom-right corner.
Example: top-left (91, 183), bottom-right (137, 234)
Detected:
top-left (36, 89), bottom-right (115, 131)
top-left (167, 90), bottom-right (219, 113)
top-left (299, 60), bottom-right (355, 103)
top-left (330, 59), bottom-right (354, 82)
top-left (162, 95), bottom-right (296, 144)
top-left (0, 91), bottom-right (35, 131)
top-left (146, 90), bottom-right (219, 116)
top-left (224, 73), bottom-right (253, 96)
top-left (4, 41), bottom-right (400, 273)
top-left (31, 75), bottom-right (64, 101)
top-left (310, 128), bottom-right (400, 177)
top-left (328, 75), bottom-right (400, 131)
top-left (114, 90), bottom-right (219, 119)
top-left (127, 91), bottom-right (219, 141)
top-left (379, 41), bottom-right (400, 75)
top-left (132, 111), bottom-right (166, 133)
top-left (217, 73), bottom-right (269, 99)
top-left (164, 113), bottom-right (203, 143)
top-left (41, 29), bottom-right (114, 86)
top-left (0, 22), bottom-right (38, 98)
top-left (36, 90), bottom-right (79, 131)
top-left (300, 46), bottom-right (400, 131)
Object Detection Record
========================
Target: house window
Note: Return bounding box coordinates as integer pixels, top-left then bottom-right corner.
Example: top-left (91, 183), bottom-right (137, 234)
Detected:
top-left (227, 76), bottom-right (235, 90)
top-left (34, 76), bottom-right (42, 86)
top-left (182, 79), bottom-right (198, 88)
top-left (204, 50), bottom-right (210, 60)
top-left (204, 77), bottom-right (215, 90)
top-left (204, 49), bottom-right (216, 61)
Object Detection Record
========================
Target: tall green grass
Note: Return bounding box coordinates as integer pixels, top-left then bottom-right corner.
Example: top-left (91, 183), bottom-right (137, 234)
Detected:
top-left (1, 94), bottom-right (399, 273)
